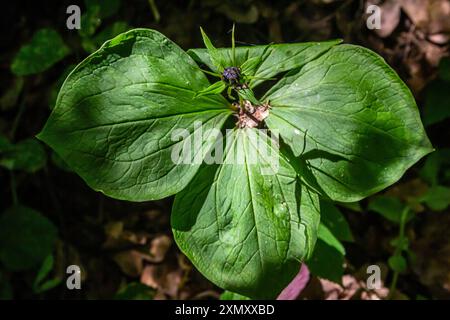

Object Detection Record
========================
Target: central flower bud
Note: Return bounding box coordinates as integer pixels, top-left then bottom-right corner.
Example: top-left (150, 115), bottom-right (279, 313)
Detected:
top-left (222, 66), bottom-right (241, 84)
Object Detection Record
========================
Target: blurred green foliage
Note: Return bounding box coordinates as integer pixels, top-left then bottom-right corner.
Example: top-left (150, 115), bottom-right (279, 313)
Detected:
top-left (114, 282), bottom-right (155, 300)
top-left (11, 28), bottom-right (70, 76)
top-left (0, 206), bottom-right (57, 271)
top-left (0, 138), bottom-right (46, 173)
top-left (307, 202), bottom-right (350, 284)
top-left (423, 58), bottom-right (450, 127)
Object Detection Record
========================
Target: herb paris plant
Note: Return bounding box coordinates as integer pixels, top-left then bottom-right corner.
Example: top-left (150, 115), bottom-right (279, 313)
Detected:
top-left (38, 28), bottom-right (433, 299)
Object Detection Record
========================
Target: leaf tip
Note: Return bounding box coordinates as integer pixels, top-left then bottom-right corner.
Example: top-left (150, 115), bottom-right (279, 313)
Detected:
top-left (35, 131), bottom-right (44, 142)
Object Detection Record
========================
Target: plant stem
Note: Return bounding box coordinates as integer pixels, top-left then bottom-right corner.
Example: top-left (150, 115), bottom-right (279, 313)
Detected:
top-left (388, 207), bottom-right (410, 299)
top-left (148, 0), bottom-right (160, 22)
top-left (388, 272), bottom-right (399, 299)
top-left (231, 23), bottom-right (236, 66)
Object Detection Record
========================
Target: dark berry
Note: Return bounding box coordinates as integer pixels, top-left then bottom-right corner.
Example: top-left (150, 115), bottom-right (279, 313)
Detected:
top-left (222, 67), bottom-right (241, 84)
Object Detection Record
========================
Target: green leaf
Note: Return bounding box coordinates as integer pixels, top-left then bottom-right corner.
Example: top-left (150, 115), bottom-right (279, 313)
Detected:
top-left (11, 28), bottom-right (70, 76)
top-left (307, 239), bottom-right (344, 284)
top-left (48, 64), bottom-right (76, 110)
top-left (312, 212), bottom-right (349, 284)
top-left (317, 224), bottom-right (345, 256)
top-left (33, 254), bottom-right (61, 294)
top-left (0, 206), bottom-right (57, 271)
top-left (220, 290), bottom-right (251, 300)
top-left (200, 27), bottom-right (226, 71)
top-left (320, 200), bottom-right (353, 242)
top-left (237, 87), bottom-right (260, 105)
top-left (51, 151), bottom-right (72, 172)
top-left (81, 21), bottom-right (130, 53)
top-left (195, 81), bottom-right (226, 97)
top-left (0, 138), bottom-right (47, 173)
top-left (188, 40), bottom-right (341, 87)
top-left (36, 28), bottom-right (433, 299)
top-left (114, 282), bottom-right (155, 300)
top-left (240, 56), bottom-right (262, 76)
top-left (264, 45), bottom-right (433, 202)
top-left (33, 255), bottom-right (54, 288)
top-left (421, 185), bottom-right (450, 211)
top-left (368, 196), bottom-right (413, 224)
top-left (388, 255), bottom-right (407, 273)
top-left (172, 129), bottom-right (320, 299)
top-left (38, 29), bottom-right (232, 201)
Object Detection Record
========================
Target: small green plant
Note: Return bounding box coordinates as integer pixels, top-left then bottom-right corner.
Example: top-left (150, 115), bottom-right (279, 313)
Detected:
top-left (38, 28), bottom-right (432, 299)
